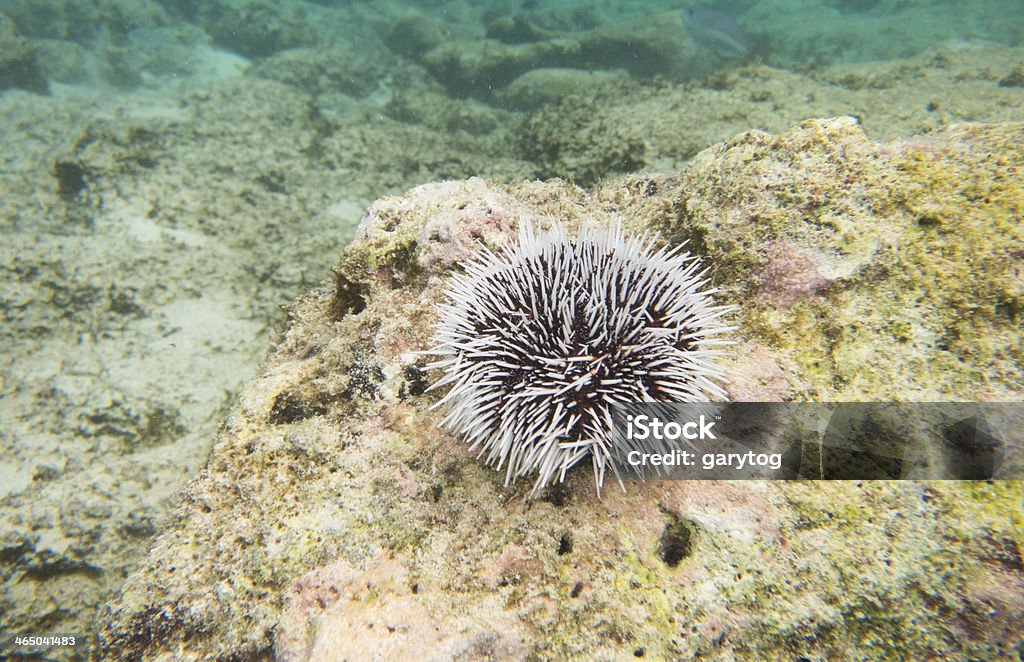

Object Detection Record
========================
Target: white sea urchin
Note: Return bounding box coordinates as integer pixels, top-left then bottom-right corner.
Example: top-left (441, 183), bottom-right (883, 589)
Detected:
top-left (427, 221), bottom-right (733, 494)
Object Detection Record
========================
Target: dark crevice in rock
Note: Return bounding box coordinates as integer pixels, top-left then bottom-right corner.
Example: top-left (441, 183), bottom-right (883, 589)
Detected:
top-left (658, 517), bottom-right (696, 567)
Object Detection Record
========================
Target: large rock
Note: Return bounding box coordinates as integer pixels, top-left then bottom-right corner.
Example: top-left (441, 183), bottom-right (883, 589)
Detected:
top-left (95, 120), bottom-right (1022, 659)
top-left (0, 13), bottom-right (45, 93)
top-left (422, 10), bottom-right (694, 99)
top-left (200, 1), bottom-right (316, 59)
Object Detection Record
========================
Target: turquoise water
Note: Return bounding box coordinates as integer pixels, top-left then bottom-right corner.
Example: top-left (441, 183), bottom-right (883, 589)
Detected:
top-left (2, 1), bottom-right (1022, 102)
top-left (1, 0), bottom-right (1023, 658)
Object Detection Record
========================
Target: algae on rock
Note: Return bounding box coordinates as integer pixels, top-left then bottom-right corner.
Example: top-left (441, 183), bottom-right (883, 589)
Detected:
top-left (96, 120), bottom-right (1023, 660)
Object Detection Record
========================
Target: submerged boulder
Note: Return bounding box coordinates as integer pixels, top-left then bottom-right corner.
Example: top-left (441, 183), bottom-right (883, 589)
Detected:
top-left (0, 13), bottom-right (46, 94)
top-left (95, 119), bottom-right (1023, 660)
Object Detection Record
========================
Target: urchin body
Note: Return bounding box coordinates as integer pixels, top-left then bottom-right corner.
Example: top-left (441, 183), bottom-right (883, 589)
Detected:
top-left (428, 222), bottom-right (732, 494)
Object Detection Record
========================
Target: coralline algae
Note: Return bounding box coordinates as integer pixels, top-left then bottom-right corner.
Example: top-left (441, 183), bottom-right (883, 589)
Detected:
top-left (95, 121), bottom-right (1023, 660)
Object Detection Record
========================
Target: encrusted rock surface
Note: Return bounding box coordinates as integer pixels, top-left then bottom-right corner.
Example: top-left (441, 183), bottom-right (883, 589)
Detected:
top-left (518, 44), bottom-right (1024, 185)
top-left (0, 74), bottom-right (521, 648)
top-left (96, 119), bottom-right (1022, 660)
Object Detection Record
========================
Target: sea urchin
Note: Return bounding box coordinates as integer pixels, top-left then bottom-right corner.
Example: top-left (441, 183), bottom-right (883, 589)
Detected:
top-left (427, 221), bottom-right (733, 494)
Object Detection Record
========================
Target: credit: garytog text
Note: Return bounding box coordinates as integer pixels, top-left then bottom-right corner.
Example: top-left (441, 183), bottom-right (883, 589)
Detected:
top-left (610, 402), bottom-right (1021, 480)
top-left (625, 449), bottom-right (783, 471)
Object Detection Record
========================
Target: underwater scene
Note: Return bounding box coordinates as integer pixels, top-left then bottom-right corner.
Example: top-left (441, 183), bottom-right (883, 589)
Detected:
top-left (1, 0), bottom-right (1022, 659)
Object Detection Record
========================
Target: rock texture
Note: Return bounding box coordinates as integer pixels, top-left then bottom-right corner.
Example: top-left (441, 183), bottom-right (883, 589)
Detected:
top-left (95, 119), bottom-right (1023, 660)
top-left (517, 44), bottom-right (1024, 185)
top-left (0, 75), bottom-right (521, 650)
top-left (0, 12), bottom-right (45, 93)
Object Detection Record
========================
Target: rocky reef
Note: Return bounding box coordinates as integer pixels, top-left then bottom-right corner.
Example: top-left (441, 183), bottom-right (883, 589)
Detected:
top-left (95, 119), bottom-right (1023, 660)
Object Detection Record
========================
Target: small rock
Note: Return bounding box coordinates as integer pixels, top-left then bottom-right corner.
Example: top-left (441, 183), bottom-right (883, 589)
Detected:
top-left (497, 67), bottom-right (627, 110)
top-left (385, 12), bottom-right (444, 60)
top-left (998, 66), bottom-right (1024, 88)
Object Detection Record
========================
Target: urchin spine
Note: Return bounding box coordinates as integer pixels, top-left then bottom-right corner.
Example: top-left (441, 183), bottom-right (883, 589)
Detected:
top-left (427, 221), bottom-right (733, 494)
